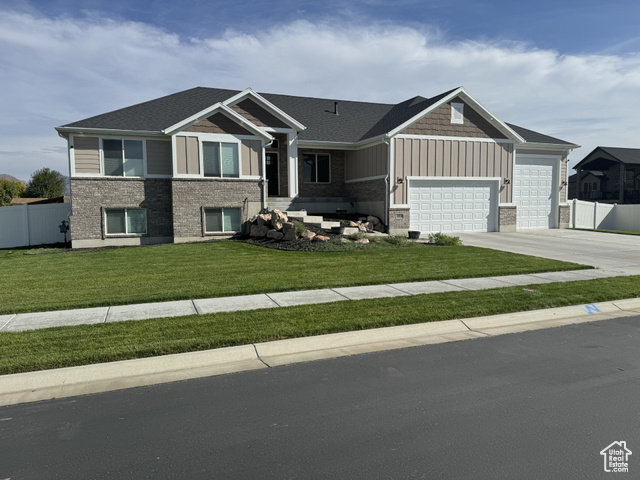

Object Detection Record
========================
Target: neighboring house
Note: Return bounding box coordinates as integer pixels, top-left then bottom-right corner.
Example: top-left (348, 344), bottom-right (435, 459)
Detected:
top-left (568, 171), bottom-right (604, 200)
top-left (56, 86), bottom-right (578, 248)
top-left (573, 147), bottom-right (640, 204)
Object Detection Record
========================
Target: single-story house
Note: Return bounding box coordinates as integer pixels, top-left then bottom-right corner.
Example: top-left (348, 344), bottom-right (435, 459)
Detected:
top-left (573, 147), bottom-right (640, 204)
top-left (55, 86), bottom-right (578, 248)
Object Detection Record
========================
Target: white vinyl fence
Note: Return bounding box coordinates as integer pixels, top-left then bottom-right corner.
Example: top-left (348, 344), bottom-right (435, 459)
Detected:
top-left (570, 199), bottom-right (640, 231)
top-left (0, 203), bottom-right (72, 249)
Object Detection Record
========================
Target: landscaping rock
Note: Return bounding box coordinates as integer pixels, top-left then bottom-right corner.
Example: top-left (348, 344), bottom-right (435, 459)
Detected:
top-left (373, 222), bottom-right (385, 232)
top-left (282, 222), bottom-right (296, 241)
top-left (314, 235), bottom-right (330, 242)
top-left (347, 220), bottom-right (359, 227)
top-left (250, 224), bottom-right (270, 238)
top-left (301, 230), bottom-right (316, 240)
top-left (357, 223), bottom-right (368, 232)
top-left (356, 238), bottom-right (370, 244)
top-left (270, 209), bottom-right (289, 230)
top-left (266, 229), bottom-right (284, 241)
top-left (256, 213), bottom-right (271, 227)
top-left (367, 215), bottom-right (380, 225)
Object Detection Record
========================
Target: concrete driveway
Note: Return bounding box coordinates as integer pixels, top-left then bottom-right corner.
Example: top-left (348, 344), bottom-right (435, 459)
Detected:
top-left (458, 229), bottom-right (640, 274)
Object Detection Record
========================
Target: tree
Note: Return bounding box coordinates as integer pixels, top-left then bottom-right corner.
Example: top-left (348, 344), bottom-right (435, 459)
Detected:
top-left (0, 179), bottom-right (25, 206)
top-left (24, 168), bottom-right (66, 199)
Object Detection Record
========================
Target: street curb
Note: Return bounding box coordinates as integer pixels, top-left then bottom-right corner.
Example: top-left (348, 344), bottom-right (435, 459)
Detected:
top-left (2, 299), bottom-right (640, 407)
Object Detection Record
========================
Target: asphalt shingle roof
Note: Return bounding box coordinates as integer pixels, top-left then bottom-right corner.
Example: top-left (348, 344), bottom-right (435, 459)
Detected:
top-left (61, 87), bottom-right (573, 146)
top-left (598, 147), bottom-right (640, 165)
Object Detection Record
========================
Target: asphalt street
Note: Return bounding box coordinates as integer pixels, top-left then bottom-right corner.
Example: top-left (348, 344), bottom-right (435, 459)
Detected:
top-left (1, 315), bottom-right (639, 479)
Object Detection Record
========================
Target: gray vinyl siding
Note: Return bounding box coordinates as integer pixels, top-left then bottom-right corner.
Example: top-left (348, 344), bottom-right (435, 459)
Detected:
top-left (394, 137), bottom-right (514, 205)
top-left (241, 139), bottom-right (262, 176)
top-left (344, 143), bottom-right (387, 181)
top-left (73, 136), bottom-right (100, 174)
top-left (146, 140), bottom-right (172, 176)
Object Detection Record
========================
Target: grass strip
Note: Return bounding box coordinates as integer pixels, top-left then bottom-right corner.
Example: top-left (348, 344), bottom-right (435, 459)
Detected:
top-left (0, 241), bottom-right (588, 315)
top-left (1, 275), bottom-right (639, 375)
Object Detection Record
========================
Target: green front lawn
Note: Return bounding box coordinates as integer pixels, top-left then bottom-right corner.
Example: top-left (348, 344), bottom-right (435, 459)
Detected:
top-left (1, 275), bottom-right (639, 375)
top-left (0, 240), bottom-right (588, 314)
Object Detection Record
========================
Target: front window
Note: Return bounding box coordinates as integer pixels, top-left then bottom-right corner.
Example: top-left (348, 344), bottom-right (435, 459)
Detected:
top-left (205, 208), bottom-right (241, 233)
top-left (105, 208), bottom-right (147, 235)
top-left (103, 139), bottom-right (144, 177)
top-left (303, 153), bottom-right (330, 183)
top-left (203, 142), bottom-right (239, 178)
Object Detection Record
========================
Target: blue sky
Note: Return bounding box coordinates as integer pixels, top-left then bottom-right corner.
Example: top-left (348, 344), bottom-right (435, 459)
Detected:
top-left (2, 0), bottom-right (640, 180)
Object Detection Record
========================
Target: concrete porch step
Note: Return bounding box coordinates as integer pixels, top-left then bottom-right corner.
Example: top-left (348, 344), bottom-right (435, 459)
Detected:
top-left (307, 220), bottom-right (341, 229)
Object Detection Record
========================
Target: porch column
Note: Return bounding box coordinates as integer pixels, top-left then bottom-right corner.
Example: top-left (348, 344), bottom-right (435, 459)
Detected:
top-left (288, 131), bottom-right (298, 198)
top-left (619, 162), bottom-right (626, 203)
top-left (576, 166), bottom-right (582, 200)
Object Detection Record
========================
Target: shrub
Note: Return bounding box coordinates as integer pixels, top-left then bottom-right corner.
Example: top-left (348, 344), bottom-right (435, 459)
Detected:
top-left (347, 231), bottom-right (366, 241)
top-left (384, 235), bottom-right (411, 247)
top-left (293, 220), bottom-right (307, 237)
top-left (428, 232), bottom-right (462, 246)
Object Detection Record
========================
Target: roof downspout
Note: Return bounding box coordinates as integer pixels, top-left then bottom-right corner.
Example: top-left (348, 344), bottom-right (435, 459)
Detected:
top-left (382, 135), bottom-right (391, 230)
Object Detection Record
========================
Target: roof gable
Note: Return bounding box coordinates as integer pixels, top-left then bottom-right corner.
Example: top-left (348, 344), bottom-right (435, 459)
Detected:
top-left (386, 87), bottom-right (525, 143)
top-left (575, 146), bottom-right (640, 170)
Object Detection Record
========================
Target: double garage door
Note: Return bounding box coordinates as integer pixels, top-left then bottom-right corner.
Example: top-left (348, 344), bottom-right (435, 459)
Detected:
top-left (409, 179), bottom-right (498, 234)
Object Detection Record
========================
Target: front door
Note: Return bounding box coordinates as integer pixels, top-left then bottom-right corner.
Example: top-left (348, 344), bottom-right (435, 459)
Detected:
top-left (266, 152), bottom-right (279, 196)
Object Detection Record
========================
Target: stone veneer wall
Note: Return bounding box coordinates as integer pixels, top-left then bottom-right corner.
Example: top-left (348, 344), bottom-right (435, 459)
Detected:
top-left (70, 178), bottom-right (173, 243)
top-left (388, 207), bottom-right (410, 236)
top-left (172, 178), bottom-right (262, 240)
top-left (558, 205), bottom-right (571, 229)
top-left (498, 205), bottom-right (517, 233)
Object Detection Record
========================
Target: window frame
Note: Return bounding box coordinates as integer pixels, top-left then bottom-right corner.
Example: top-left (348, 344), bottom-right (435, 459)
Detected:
top-left (103, 207), bottom-right (148, 236)
top-left (302, 152), bottom-right (331, 184)
top-left (451, 102), bottom-right (464, 125)
top-left (201, 140), bottom-right (240, 178)
top-left (203, 207), bottom-right (243, 234)
top-left (100, 137), bottom-right (147, 178)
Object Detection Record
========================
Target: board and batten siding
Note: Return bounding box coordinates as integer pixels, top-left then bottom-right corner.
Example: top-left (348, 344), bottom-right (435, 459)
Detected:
top-left (394, 137), bottom-right (513, 205)
top-left (345, 143), bottom-right (387, 181)
top-left (146, 140), bottom-right (172, 176)
top-left (241, 139), bottom-right (262, 176)
top-left (73, 136), bottom-right (100, 174)
top-left (517, 148), bottom-right (568, 203)
top-left (186, 113), bottom-right (253, 135)
top-left (175, 136), bottom-right (200, 175)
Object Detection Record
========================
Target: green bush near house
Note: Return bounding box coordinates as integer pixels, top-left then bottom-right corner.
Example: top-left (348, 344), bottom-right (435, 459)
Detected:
top-left (428, 232), bottom-right (462, 246)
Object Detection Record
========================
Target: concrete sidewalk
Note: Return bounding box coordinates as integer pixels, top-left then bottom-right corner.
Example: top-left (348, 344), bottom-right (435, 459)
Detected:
top-left (0, 266), bottom-right (627, 332)
top-left (2, 296), bottom-right (640, 407)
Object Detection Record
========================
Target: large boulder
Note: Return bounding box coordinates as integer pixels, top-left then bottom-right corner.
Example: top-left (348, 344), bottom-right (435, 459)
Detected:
top-left (373, 222), bottom-right (385, 233)
top-left (282, 222), bottom-right (296, 241)
top-left (256, 213), bottom-right (271, 227)
top-left (270, 209), bottom-right (289, 230)
top-left (367, 215), bottom-right (380, 226)
top-left (250, 224), bottom-right (270, 238)
top-left (266, 229), bottom-right (284, 241)
top-left (301, 230), bottom-right (316, 240)
top-left (314, 235), bottom-right (330, 242)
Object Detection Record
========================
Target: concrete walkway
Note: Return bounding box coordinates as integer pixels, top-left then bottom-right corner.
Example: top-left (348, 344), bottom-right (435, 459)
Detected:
top-left (0, 267), bottom-right (625, 332)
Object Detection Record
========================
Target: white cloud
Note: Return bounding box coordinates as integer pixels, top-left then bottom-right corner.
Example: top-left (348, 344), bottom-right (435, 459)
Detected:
top-left (1, 10), bottom-right (640, 180)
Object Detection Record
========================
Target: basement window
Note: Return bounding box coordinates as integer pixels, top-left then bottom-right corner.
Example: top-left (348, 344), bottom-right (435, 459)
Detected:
top-left (105, 208), bottom-right (147, 235)
top-left (451, 102), bottom-right (464, 124)
top-left (205, 208), bottom-right (241, 233)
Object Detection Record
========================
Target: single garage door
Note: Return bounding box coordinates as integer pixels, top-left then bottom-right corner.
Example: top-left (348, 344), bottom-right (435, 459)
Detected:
top-left (513, 156), bottom-right (557, 229)
top-left (409, 179), bottom-right (498, 234)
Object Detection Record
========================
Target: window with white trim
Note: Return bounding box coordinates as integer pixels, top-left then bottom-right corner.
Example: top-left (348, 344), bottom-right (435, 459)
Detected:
top-left (103, 139), bottom-right (144, 177)
top-left (203, 142), bottom-right (239, 178)
top-left (105, 208), bottom-right (147, 235)
top-left (302, 153), bottom-right (330, 183)
top-left (451, 102), bottom-right (464, 124)
top-left (204, 208), bottom-right (241, 233)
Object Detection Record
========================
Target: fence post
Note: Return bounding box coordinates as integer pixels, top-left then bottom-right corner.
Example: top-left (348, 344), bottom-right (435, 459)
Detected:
top-left (593, 201), bottom-right (598, 230)
top-left (572, 198), bottom-right (576, 229)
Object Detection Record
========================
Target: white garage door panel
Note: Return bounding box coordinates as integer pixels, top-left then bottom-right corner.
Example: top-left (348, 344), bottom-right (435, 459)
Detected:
top-left (409, 180), bottom-right (497, 234)
top-left (514, 157), bottom-right (556, 229)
